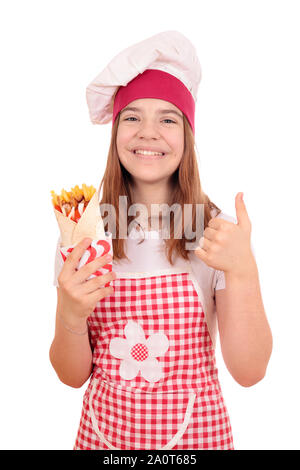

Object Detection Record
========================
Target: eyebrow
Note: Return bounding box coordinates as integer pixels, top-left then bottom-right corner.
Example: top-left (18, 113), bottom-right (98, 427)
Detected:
top-left (120, 106), bottom-right (183, 119)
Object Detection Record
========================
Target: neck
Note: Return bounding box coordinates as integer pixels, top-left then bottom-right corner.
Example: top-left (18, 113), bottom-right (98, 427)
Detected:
top-left (131, 179), bottom-right (173, 230)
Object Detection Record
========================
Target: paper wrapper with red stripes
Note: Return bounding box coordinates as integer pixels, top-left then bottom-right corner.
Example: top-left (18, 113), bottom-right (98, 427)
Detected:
top-left (53, 189), bottom-right (113, 287)
top-left (59, 235), bottom-right (113, 287)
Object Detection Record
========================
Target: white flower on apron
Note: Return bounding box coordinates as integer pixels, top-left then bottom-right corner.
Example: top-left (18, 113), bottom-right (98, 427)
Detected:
top-left (109, 320), bottom-right (169, 382)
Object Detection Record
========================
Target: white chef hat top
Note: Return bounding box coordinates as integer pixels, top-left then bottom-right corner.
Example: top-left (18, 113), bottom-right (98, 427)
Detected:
top-left (86, 30), bottom-right (202, 133)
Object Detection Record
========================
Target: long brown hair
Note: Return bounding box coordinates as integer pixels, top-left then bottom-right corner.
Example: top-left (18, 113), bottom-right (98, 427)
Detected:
top-left (98, 113), bottom-right (221, 265)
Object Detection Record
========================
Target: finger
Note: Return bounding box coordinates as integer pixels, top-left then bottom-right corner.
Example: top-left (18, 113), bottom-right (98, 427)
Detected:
top-left (235, 192), bottom-right (251, 229)
top-left (208, 217), bottom-right (231, 230)
top-left (73, 253), bottom-right (112, 283)
top-left (88, 285), bottom-right (115, 305)
top-left (207, 217), bottom-right (224, 230)
top-left (80, 271), bottom-right (116, 294)
top-left (194, 246), bottom-right (210, 265)
top-left (198, 236), bottom-right (213, 251)
top-left (203, 226), bottom-right (218, 241)
top-left (61, 237), bottom-right (92, 278)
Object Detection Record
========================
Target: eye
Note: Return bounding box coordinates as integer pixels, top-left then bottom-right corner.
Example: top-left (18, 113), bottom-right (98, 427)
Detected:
top-left (124, 116), bottom-right (138, 121)
top-left (123, 117), bottom-right (176, 124)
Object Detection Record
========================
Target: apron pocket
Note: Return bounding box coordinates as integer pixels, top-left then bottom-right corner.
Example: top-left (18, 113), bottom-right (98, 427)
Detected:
top-left (88, 380), bottom-right (196, 450)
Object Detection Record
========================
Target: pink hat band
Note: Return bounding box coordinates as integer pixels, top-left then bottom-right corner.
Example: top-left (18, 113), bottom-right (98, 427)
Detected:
top-left (112, 69), bottom-right (195, 135)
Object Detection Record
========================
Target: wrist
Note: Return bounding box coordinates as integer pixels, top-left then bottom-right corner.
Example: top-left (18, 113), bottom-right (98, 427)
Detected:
top-left (225, 255), bottom-right (258, 281)
top-left (56, 308), bottom-right (88, 334)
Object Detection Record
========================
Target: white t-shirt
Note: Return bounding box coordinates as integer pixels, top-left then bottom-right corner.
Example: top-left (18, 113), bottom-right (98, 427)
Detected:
top-left (53, 210), bottom-right (254, 347)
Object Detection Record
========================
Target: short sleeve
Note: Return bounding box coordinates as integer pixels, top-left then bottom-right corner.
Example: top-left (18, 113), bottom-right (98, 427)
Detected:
top-left (53, 237), bottom-right (63, 287)
top-left (214, 269), bottom-right (226, 291)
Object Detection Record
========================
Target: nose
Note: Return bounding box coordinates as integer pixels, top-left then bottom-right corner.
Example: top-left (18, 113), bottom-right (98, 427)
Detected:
top-left (136, 120), bottom-right (161, 139)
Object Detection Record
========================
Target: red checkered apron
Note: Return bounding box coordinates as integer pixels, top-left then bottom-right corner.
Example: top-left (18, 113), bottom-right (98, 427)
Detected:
top-left (74, 267), bottom-right (234, 450)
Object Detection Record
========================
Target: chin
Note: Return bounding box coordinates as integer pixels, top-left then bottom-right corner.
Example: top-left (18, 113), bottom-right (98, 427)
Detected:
top-left (137, 176), bottom-right (170, 186)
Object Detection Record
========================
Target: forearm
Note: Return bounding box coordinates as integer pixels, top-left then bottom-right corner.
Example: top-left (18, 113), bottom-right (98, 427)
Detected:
top-left (218, 261), bottom-right (273, 386)
top-left (49, 308), bottom-right (93, 388)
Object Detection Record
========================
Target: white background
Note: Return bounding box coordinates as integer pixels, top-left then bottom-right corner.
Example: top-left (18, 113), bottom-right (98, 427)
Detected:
top-left (0, 0), bottom-right (299, 450)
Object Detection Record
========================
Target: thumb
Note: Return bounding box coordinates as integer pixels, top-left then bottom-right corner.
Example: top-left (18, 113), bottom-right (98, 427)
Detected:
top-left (235, 192), bottom-right (251, 229)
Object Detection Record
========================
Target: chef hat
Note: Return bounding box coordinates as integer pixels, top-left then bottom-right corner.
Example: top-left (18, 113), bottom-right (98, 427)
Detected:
top-left (86, 30), bottom-right (202, 135)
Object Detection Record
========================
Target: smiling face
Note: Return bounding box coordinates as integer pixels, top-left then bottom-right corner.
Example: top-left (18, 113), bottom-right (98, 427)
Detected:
top-left (116, 98), bottom-right (185, 187)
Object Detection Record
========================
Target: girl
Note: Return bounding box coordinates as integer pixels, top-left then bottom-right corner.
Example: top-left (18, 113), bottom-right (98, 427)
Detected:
top-left (50, 31), bottom-right (272, 450)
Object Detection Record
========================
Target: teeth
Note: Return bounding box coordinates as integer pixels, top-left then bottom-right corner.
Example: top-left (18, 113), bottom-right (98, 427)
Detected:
top-left (134, 150), bottom-right (164, 156)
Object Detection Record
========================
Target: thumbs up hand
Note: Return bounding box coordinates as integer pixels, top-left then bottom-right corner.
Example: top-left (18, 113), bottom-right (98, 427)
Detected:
top-left (195, 193), bottom-right (256, 276)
